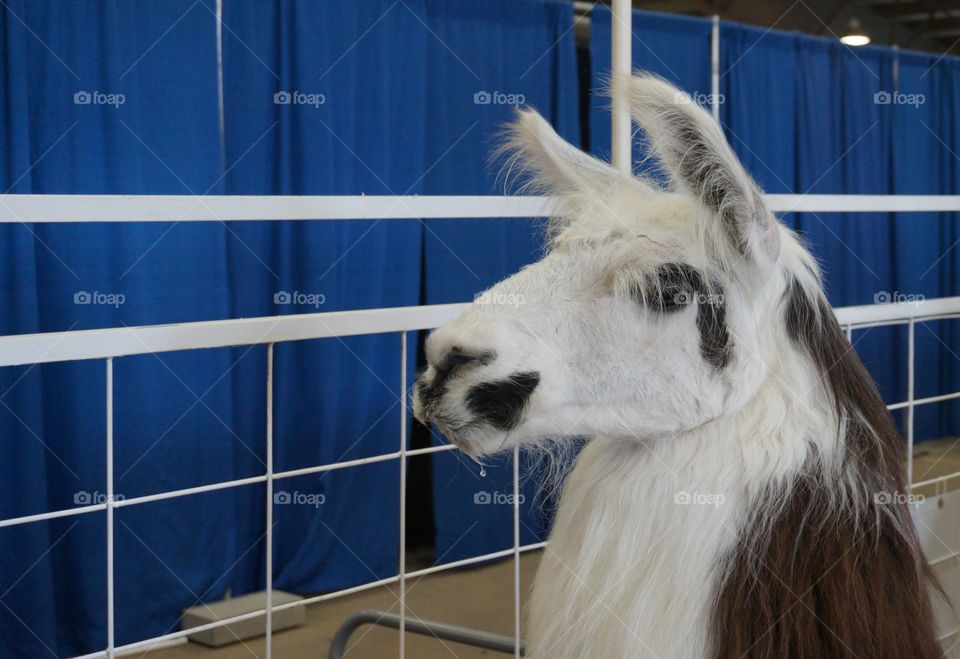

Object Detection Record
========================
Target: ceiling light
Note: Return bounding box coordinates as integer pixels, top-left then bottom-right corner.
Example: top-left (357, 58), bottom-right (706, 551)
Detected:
top-left (841, 18), bottom-right (871, 46)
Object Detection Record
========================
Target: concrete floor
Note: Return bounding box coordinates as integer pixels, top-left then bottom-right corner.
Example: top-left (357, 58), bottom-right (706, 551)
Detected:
top-left (140, 437), bottom-right (960, 659)
top-left (913, 437), bottom-right (960, 498)
top-left (146, 552), bottom-right (541, 659)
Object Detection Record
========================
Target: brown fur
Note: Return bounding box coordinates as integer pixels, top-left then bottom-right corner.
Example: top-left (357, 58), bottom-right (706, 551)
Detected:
top-left (710, 280), bottom-right (942, 658)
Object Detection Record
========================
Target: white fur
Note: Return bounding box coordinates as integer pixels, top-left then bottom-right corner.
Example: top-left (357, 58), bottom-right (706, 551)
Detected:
top-left (413, 75), bottom-right (844, 658)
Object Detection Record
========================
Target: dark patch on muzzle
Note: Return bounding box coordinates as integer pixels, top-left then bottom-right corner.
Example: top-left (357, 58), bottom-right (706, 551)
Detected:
top-left (465, 371), bottom-right (540, 430)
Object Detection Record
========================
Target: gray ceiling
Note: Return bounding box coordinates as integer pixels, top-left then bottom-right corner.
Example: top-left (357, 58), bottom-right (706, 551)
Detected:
top-left (588, 0), bottom-right (960, 53)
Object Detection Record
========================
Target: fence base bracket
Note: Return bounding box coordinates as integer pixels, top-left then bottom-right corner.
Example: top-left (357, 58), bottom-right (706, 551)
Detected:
top-left (327, 609), bottom-right (525, 658)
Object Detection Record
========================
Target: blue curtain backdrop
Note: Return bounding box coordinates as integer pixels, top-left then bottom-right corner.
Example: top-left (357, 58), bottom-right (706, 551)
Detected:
top-left (7, 2), bottom-right (960, 656)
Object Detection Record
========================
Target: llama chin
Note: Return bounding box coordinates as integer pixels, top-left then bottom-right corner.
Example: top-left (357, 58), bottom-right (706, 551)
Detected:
top-left (415, 73), bottom-right (942, 658)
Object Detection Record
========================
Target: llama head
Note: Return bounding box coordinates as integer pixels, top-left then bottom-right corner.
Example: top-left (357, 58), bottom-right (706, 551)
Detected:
top-left (413, 74), bottom-right (818, 457)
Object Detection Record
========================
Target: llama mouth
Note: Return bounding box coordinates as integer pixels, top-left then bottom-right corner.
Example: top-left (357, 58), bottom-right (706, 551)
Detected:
top-left (430, 418), bottom-right (483, 456)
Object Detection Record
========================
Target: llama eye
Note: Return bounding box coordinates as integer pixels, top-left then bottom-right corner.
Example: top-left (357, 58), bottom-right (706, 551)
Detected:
top-left (646, 263), bottom-right (701, 313)
top-left (655, 285), bottom-right (692, 312)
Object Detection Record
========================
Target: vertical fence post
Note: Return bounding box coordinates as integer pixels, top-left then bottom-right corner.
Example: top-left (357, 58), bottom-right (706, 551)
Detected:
top-left (711, 15), bottom-right (720, 122)
top-left (399, 331), bottom-right (408, 658)
top-left (611, 0), bottom-right (632, 174)
top-left (106, 357), bottom-right (115, 659)
top-left (892, 45), bottom-right (900, 94)
top-left (214, 0), bottom-right (225, 168)
top-left (907, 320), bottom-right (916, 485)
top-left (265, 343), bottom-right (274, 659)
top-left (513, 445), bottom-right (521, 659)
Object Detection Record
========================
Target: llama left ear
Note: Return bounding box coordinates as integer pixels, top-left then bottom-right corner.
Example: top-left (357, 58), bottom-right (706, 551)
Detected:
top-left (621, 74), bottom-right (780, 266)
top-left (500, 108), bottom-right (621, 196)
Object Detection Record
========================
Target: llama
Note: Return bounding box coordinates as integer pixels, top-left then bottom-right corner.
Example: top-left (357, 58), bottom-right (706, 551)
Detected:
top-left (412, 74), bottom-right (941, 658)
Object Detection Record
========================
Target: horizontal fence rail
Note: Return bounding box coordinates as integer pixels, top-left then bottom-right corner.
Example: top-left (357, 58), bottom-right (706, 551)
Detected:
top-left (0, 297), bottom-right (955, 368)
top-left (4, 194), bottom-right (960, 222)
top-left (0, 303), bottom-right (468, 367)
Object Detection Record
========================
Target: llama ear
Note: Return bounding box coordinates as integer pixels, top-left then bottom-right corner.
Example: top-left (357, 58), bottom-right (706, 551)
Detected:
top-left (621, 74), bottom-right (780, 266)
top-left (499, 109), bottom-right (621, 196)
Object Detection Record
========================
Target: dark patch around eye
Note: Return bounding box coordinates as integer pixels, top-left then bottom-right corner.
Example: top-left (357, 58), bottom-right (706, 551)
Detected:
top-left (697, 290), bottom-right (730, 370)
top-left (645, 263), bottom-right (703, 312)
top-left (637, 262), bottom-right (730, 370)
top-left (466, 371), bottom-right (540, 430)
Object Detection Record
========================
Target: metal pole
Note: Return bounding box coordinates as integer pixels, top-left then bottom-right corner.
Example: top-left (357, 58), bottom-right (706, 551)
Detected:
top-left (907, 320), bottom-right (915, 485)
top-left (399, 332), bottom-right (408, 657)
top-left (611, 0), bottom-right (632, 173)
top-left (711, 15), bottom-right (721, 122)
top-left (513, 445), bottom-right (521, 659)
top-left (265, 343), bottom-right (274, 659)
top-left (106, 358), bottom-right (115, 659)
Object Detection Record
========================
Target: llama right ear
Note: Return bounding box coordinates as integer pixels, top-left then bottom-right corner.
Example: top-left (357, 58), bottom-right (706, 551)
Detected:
top-left (500, 109), bottom-right (621, 196)
top-left (621, 74), bottom-right (780, 267)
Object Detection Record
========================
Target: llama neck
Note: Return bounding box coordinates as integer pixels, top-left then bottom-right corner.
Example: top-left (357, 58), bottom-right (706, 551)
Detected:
top-left (527, 418), bottom-right (783, 659)
top-left (530, 312), bottom-right (939, 658)
top-left (526, 353), bottom-right (846, 659)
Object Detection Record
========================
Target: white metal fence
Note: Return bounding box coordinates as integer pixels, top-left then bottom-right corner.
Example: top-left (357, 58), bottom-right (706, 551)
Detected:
top-left (1, 205), bottom-right (960, 657)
